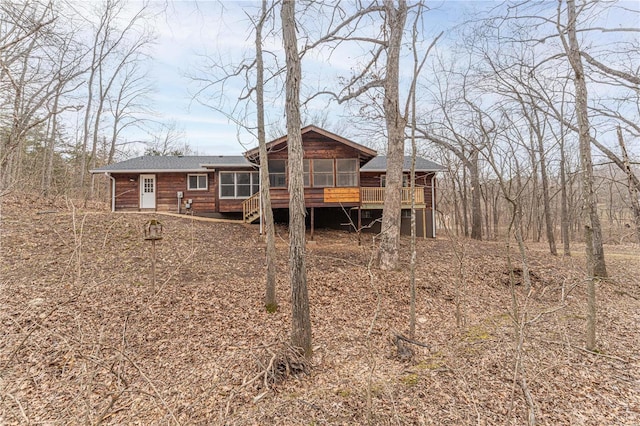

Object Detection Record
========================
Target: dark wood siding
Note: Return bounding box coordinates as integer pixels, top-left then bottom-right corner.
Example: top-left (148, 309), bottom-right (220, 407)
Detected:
top-left (157, 172), bottom-right (216, 213)
top-left (266, 130), bottom-right (364, 208)
top-left (360, 172), bottom-right (384, 188)
top-left (267, 130), bottom-right (367, 162)
top-left (114, 174), bottom-right (140, 210)
top-left (113, 172), bottom-right (217, 213)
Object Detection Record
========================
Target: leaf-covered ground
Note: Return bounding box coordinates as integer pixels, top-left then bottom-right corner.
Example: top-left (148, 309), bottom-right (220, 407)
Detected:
top-left (1, 195), bottom-right (639, 425)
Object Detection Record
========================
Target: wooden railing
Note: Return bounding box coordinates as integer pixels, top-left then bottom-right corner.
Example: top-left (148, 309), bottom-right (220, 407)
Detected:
top-left (242, 192), bottom-right (260, 222)
top-left (360, 187), bottom-right (424, 205)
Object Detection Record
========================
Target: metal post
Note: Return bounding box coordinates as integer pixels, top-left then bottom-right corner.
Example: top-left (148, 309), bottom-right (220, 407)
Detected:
top-left (310, 207), bottom-right (314, 241)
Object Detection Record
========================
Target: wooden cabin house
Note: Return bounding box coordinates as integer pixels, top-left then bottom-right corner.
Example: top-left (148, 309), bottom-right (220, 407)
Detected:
top-left (91, 125), bottom-right (444, 237)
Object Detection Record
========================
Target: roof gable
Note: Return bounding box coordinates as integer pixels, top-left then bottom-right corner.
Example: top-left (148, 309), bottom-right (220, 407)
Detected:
top-left (244, 125), bottom-right (377, 161)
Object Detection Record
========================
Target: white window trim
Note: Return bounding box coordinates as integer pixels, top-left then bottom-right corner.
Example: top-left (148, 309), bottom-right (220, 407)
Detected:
top-left (219, 171), bottom-right (260, 199)
top-left (187, 173), bottom-right (208, 191)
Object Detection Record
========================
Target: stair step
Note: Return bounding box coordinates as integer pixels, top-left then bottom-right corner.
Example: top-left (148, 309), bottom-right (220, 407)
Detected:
top-left (245, 212), bottom-right (261, 223)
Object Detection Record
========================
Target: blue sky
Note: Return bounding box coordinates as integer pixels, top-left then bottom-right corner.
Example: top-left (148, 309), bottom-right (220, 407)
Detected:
top-left (118, 0), bottom-right (638, 157)
top-left (127, 1), bottom-right (467, 156)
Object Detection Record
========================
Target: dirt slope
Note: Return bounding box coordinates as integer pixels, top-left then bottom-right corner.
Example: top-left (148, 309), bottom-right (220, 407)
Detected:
top-left (1, 195), bottom-right (639, 425)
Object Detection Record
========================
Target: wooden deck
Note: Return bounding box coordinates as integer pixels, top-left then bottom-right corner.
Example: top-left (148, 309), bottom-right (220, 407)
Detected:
top-left (242, 187), bottom-right (427, 223)
top-left (360, 187), bottom-right (425, 209)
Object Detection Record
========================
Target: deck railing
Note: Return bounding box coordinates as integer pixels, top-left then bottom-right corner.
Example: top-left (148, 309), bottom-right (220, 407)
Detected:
top-left (242, 192), bottom-right (260, 222)
top-left (360, 187), bottom-right (424, 205)
top-left (243, 187), bottom-right (424, 221)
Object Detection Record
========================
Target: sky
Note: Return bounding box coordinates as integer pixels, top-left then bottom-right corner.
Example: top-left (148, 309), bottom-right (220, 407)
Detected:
top-left (114, 0), bottom-right (639, 158)
top-left (123, 1), bottom-right (465, 156)
top-left (140, 2), bottom-right (252, 155)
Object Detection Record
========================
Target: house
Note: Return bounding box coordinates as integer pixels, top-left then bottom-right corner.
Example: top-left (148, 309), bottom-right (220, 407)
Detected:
top-left (91, 125), bottom-right (445, 237)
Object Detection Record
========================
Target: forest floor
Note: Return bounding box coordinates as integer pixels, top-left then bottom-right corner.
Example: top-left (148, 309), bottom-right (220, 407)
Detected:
top-left (1, 194), bottom-right (639, 425)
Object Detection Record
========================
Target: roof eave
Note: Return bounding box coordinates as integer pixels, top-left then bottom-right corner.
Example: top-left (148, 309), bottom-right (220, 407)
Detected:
top-left (199, 163), bottom-right (254, 168)
top-left (362, 168), bottom-right (444, 173)
top-left (90, 168), bottom-right (214, 174)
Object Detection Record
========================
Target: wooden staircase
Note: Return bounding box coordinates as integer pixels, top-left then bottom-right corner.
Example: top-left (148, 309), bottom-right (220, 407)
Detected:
top-left (242, 192), bottom-right (261, 223)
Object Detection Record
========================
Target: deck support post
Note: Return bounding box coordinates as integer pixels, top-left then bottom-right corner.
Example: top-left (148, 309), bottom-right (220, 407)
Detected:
top-left (422, 208), bottom-right (427, 239)
top-left (310, 207), bottom-right (314, 241)
top-left (357, 206), bottom-right (362, 246)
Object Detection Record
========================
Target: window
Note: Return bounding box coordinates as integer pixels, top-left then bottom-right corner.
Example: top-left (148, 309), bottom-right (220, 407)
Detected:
top-left (188, 174), bottom-right (208, 190)
top-left (303, 159), bottom-right (310, 187)
top-left (268, 160), bottom-right (286, 188)
top-left (219, 172), bottom-right (259, 198)
top-left (380, 174), bottom-right (409, 187)
top-left (236, 172), bottom-right (252, 197)
top-left (336, 159), bottom-right (358, 187)
top-left (401, 209), bottom-right (412, 218)
top-left (312, 159), bottom-right (334, 187)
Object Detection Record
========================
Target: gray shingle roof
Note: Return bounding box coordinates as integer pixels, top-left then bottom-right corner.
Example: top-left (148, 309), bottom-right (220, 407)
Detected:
top-left (91, 155), bottom-right (253, 173)
top-left (361, 156), bottom-right (444, 172)
top-left (92, 154), bottom-right (444, 174)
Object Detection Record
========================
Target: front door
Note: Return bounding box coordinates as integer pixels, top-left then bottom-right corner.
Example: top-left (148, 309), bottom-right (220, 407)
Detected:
top-left (140, 174), bottom-right (156, 209)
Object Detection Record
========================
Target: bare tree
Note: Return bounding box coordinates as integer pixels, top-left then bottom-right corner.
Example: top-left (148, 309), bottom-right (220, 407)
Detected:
top-left (254, 0), bottom-right (278, 312)
top-left (416, 60), bottom-right (484, 241)
top-left (106, 61), bottom-right (153, 163)
top-left (143, 121), bottom-right (189, 156)
top-left (189, 1), bottom-right (280, 312)
top-left (0, 1), bottom-right (82, 192)
top-left (561, 0), bottom-right (605, 350)
top-left (376, 0), bottom-right (408, 270)
top-left (302, 1), bottom-right (439, 268)
top-left (78, 0), bottom-right (152, 196)
top-left (281, 0), bottom-right (311, 357)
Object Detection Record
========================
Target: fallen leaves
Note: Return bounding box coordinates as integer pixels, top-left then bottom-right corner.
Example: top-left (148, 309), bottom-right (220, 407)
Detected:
top-left (0, 195), bottom-right (639, 424)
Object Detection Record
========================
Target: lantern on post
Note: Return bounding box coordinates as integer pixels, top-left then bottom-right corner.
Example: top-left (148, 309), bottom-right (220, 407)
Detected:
top-left (143, 219), bottom-right (163, 290)
top-left (144, 219), bottom-right (163, 241)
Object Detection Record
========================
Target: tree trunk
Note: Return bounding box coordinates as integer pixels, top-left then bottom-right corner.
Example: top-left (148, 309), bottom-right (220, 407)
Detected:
top-left (41, 90), bottom-right (60, 196)
top-left (378, 0), bottom-right (408, 270)
top-left (281, 0), bottom-right (312, 357)
top-left (529, 144), bottom-right (540, 242)
top-left (492, 184), bottom-right (500, 240)
top-left (481, 183), bottom-right (490, 240)
top-left (461, 164), bottom-right (469, 237)
top-left (565, 0), bottom-right (605, 351)
top-left (470, 150), bottom-right (482, 240)
top-left (565, 0), bottom-right (606, 280)
top-left (536, 124), bottom-right (557, 255)
top-left (451, 173), bottom-right (462, 237)
top-left (559, 114), bottom-right (571, 256)
top-left (256, 0), bottom-right (278, 312)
